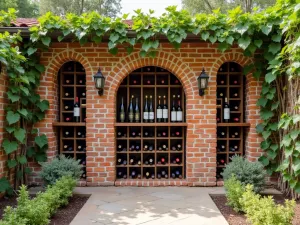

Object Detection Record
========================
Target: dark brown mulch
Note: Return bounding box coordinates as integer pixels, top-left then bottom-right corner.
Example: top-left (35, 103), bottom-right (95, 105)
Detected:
top-left (211, 195), bottom-right (300, 225)
top-left (0, 195), bottom-right (89, 225)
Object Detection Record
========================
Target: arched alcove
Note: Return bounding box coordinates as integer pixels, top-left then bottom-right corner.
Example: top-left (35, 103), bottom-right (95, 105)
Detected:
top-left (216, 62), bottom-right (247, 180)
top-left (115, 66), bottom-right (187, 180)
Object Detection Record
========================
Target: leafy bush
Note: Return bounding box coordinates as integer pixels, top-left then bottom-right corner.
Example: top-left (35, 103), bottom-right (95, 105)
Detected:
top-left (221, 155), bottom-right (266, 193)
top-left (224, 175), bottom-right (245, 212)
top-left (240, 184), bottom-right (295, 225)
top-left (40, 155), bottom-right (82, 185)
top-left (0, 176), bottom-right (76, 225)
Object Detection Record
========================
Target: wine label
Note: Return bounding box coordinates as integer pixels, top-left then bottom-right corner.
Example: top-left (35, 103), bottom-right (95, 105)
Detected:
top-left (176, 111), bottom-right (182, 121)
top-left (149, 112), bottom-right (154, 120)
top-left (129, 112), bottom-right (134, 121)
top-left (143, 112), bottom-right (149, 120)
top-left (171, 111), bottom-right (176, 121)
top-left (224, 108), bottom-right (230, 120)
top-left (163, 109), bottom-right (168, 119)
top-left (135, 113), bottom-right (140, 121)
top-left (120, 112), bottom-right (125, 122)
top-left (157, 109), bottom-right (163, 119)
top-left (74, 107), bottom-right (80, 116)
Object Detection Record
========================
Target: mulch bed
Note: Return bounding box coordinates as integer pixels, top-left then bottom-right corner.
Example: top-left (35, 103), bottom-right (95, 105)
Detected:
top-left (0, 195), bottom-right (89, 225)
top-left (211, 195), bottom-right (300, 225)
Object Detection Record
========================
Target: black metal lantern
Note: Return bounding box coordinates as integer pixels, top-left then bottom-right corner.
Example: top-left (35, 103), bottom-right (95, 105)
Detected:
top-left (93, 68), bottom-right (105, 96)
top-left (197, 68), bottom-right (209, 96)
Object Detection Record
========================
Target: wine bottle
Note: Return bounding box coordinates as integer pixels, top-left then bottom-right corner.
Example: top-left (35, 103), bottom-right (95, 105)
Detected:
top-left (233, 105), bottom-right (239, 111)
top-left (223, 97), bottom-right (230, 122)
top-left (134, 97), bottom-right (140, 122)
top-left (216, 117), bottom-right (220, 123)
top-left (162, 131), bottom-right (167, 137)
top-left (129, 144), bottom-right (135, 151)
top-left (162, 143), bottom-right (167, 151)
top-left (123, 174), bottom-right (127, 179)
top-left (131, 170), bottom-right (136, 178)
top-left (176, 95), bottom-right (182, 122)
top-left (78, 79), bottom-right (85, 84)
top-left (160, 157), bottom-right (166, 164)
top-left (131, 131), bottom-right (136, 137)
top-left (171, 172), bottom-right (176, 179)
top-left (151, 174), bottom-right (155, 179)
top-left (120, 97), bottom-right (125, 122)
top-left (229, 145), bottom-right (238, 152)
top-left (78, 145), bottom-right (83, 151)
top-left (64, 131), bottom-right (70, 137)
top-left (161, 78), bottom-right (165, 84)
top-left (233, 117), bottom-right (239, 122)
top-left (171, 146), bottom-right (176, 151)
top-left (149, 158), bottom-right (154, 165)
top-left (65, 117), bottom-right (71, 122)
top-left (117, 144), bottom-right (123, 152)
top-left (129, 157), bottom-right (135, 165)
top-left (117, 158), bottom-right (122, 165)
top-left (64, 92), bottom-right (73, 97)
top-left (149, 145), bottom-right (154, 151)
top-left (175, 131), bottom-right (180, 136)
top-left (117, 132), bottom-right (122, 137)
top-left (122, 159), bottom-right (127, 165)
top-left (73, 97), bottom-right (80, 122)
top-left (157, 132), bottom-right (162, 137)
top-left (143, 95), bottom-right (149, 122)
top-left (157, 173), bottom-right (162, 179)
top-left (63, 145), bottom-right (68, 150)
top-left (219, 80), bottom-right (225, 84)
top-left (81, 92), bottom-right (86, 97)
top-left (157, 96), bottom-right (162, 122)
top-left (218, 130), bottom-right (226, 137)
top-left (175, 170), bottom-right (182, 179)
top-left (177, 144), bottom-right (182, 150)
top-left (77, 131), bottom-right (85, 137)
top-left (137, 160), bottom-right (141, 166)
top-left (172, 157), bottom-right (180, 164)
top-left (64, 104), bottom-right (72, 111)
top-left (163, 95), bottom-right (168, 122)
top-left (145, 172), bottom-right (150, 179)
top-left (135, 144), bottom-right (140, 151)
top-left (231, 131), bottom-right (239, 138)
top-left (80, 159), bottom-right (86, 165)
top-left (233, 80), bottom-right (238, 84)
top-left (171, 95), bottom-right (176, 122)
top-left (218, 159), bottom-right (225, 165)
top-left (143, 144), bottom-right (148, 151)
top-left (149, 95), bottom-right (154, 122)
top-left (161, 170), bottom-right (168, 178)
top-left (128, 95), bottom-right (134, 123)
top-left (117, 171), bottom-right (123, 178)
top-left (65, 79), bottom-right (73, 84)
top-left (144, 131), bottom-right (149, 137)
top-left (81, 172), bottom-right (86, 179)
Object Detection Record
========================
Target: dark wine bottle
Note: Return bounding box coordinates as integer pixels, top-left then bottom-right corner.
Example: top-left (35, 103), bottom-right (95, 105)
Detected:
top-left (129, 157), bottom-right (135, 165)
top-left (223, 97), bottom-right (230, 122)
top-left (177, 144), bottom-right (182, 150)
top-left (148, 145), bottom-right (154, 151)
top-left (135, 144), bottom-right (140, 151)
top-left (134, 97), bottom-right (140, 122)
top-left (73, 97), bottom-right (80, 122)
top-left (117, 144), bottom-right (123, 152)
top-left (175, 170), bottom-right (182, 179)
top-left (157, 96), bottom-right (162, 122)
top-left (65, 117), bottom-right (71, 122)
top-left (122, 159), bottom-right (127, 165)
top-left (157, 173), bottom-right (162, 179)
top-left (143, 95), bottom-right (149, 122)
top-left (131, 131), bottom-right (136, 137)
top-left (131, 170), bottom-right (136, 178)
top-left (218, 92), bottom-right (224, 98)
top-left (149, 95), bottom-right (154, 122)
top-left (231, 131), bottom-right (239, 138)
top-left (117, 171), bottom-right (123, 178)
top-left (64, 104), bottom-right (72, 111)
top-left (176, 95), bottom-right (182, 122)
top-left (163, 95), bottom-right (168, 122)
top-left (64, 131), bottom-right (70, 137)
top-left (149, 158), bottom-right (154, 165)
top-left (64, 92), bottom-right (73, 97)
top-left (128, 95), bottom-right (134, 123)
top-left (117, 158), bottom-right (122, 165)
top-left (171, 172), bottom-right (176, 179)
top-left (145, 172), bottom-right (150, 179)
top-left (120, 97), bottom-right (125, 122)
top-left (233, 117), bottom-right (239, 122)
top-left (171, 95), bottom-right (176, 122)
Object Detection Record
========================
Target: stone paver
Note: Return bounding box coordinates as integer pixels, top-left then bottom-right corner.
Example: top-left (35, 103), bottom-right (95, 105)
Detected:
top-left (70, 187), bottom-right (229, 225)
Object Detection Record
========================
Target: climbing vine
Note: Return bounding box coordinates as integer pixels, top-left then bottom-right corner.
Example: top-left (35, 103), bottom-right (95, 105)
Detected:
top-left (0, 0), bottom-right (299, 197)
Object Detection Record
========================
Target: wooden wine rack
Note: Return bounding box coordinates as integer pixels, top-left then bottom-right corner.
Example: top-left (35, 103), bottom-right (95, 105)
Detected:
top-left (115, 66), bottom-right (186, 180)
top-left (216, 62), bottom-right (250, 179)
top-left (54, 61), bottom-right (87, 179)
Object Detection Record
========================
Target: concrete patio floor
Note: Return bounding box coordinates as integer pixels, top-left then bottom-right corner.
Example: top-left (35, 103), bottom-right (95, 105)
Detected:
top-left (70, 187), bottom-right (229, 225)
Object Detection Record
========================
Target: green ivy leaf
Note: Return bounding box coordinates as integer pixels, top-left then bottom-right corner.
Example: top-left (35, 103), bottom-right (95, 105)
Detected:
top-left (260, 109), bottom-right (274, 120)
top-left (0, 178), bottom-right (11, 193)
top-left (268, 43), bottom-right (281, 55)
top-left (238, 36), bottom-right (251, 50)
top-left (2, 139), bottom-right (18, 154)
top-left (270, 144), bottom-right (279, 152)
top-left (109, 47), bottom-right (118, 55)
top-left (209, 35), bottom-right (217, 44)
top-left (290, 130), bottom-right (300, 141)
top-left (218, 42), bottom-right (230, 52)
top-left (268, 122), bottom-right (278, 131)
top-left (271, 34), bottom-right (282, 42)
top-left (142, 40), bottom-right (152, 52)
top-left (6, 111), bottom-right (20, 125)
top-left (18, 109), bottom-right (28, 117)
top-left (109, 33), bottom-right (119, 43)
top-left (37, 100), bottom-right (49, 112)
top-left (41, 36), bottom-right (51, 46)
top-left (254, 39), bottom-right (263, 48)
top-left (92, 36), bottom-right (102, 44)
top-left (261, 24), bottom-right (272, 35)
top-left (35, 134), bottom-right (48, 149)
top-left (261, 140), bottom-right (270, 150)
top-left (294, 183), bottom-right (300, 194)
top-left (293, 115), bottom-right (300, 124)
top-left (7, 159), bottom-right (17, 168)
top-left (262, 130), bottom-right (271, 139)
top-left (35, 152), bottom-right (47, 162)
top-left (20, 86), bottom-right (29, 96)
top-left (57, 36), bottom-right (64, 42)
top-left (35, 64), bottom-right (45, 73)
top-left (26, 147), bottom-right (35, 157)
top-left (267, 150), bottom-right (277, 160)
top-left (5, 126), bottom-right (15, 134)
top-left (259, 156), bottom-right (269, 166)
top-left (256, 124), bottom-right (264, 133)
top-left (17, 155), bottom-right (27, 165)
top-left (226, 36), bottom-right (234, 45)
top-left (7, 91), bottom-right (20, 103)
top-left (126, 46), bottom-right (133, 55)
top-left (27, 47), bottom-right (37, 56)
top-left (201, 31), bottom-right (209, 41)
top-left (24, 167), bottom-right (32, 174)
top-left (281, 134), bottom-right (292, 147)
top-left (257, 97), bottom-right (268, 107)
top-left (271, 101), bottom-right (279, 111)
top-left (14, 128), bottom-right (26, 143)
top-left (265, 72), bottom-right (276, 83)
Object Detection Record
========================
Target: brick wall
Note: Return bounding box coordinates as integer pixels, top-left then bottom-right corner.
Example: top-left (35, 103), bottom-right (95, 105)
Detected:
top-left (29, 42), bottom-right (264, 186)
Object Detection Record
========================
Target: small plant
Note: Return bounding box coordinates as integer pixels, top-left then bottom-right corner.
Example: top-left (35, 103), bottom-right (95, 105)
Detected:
top-left (40, 155), bottom-right (82, 185)
top-left (240, 184), bottom-right (296, 225)
top-left (0, 176), bottom-right (76, 225)
top-left (221, 156), bottom-right (266, 193)
top-left (224, 175), bottom-right (245, 212)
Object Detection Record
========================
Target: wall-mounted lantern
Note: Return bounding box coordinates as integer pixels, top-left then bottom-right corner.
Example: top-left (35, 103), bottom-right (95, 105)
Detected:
top-left (93, 68), bottom-right (105, 96)
top-left (197, 68), bottom-right (209, 96)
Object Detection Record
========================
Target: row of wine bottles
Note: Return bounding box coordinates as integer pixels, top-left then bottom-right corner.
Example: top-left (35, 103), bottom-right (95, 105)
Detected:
top-left (126, 78), bottom-right (179, 85)
top-left (217, 145), bottom-right (239, 152)
top-left (117, 156), bottom-right (181, 165)
top-left (119, 95), bottom-right (183, 123)
top-left (217, 130), bottom-right (239, 138)
top-left (117, 170), bottom-right (183, 179)
top-left (217, 92), bottom-right (240, 98)
top-left (117, 143), bottom-right (182, 152)
top-left (117, 130), bottom-right (181, 138)
top-left (63, 130), bottom-right (86, 138)
top-left (64, 91), bottom-right (86, 98)
top-left (217, 79), bottom-right (240, 85)
top-left (63, 144), bottom-right (86, 152)
top-left (63, 78), bottom-right (86, 85)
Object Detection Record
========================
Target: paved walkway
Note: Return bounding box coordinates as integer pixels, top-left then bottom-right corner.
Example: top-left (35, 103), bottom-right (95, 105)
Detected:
top-left (70, 187), bottom-right (229, 225)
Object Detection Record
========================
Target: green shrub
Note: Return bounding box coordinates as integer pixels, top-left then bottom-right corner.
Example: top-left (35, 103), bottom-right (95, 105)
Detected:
top-left (221, 155), bottom-right (266, 193)
top-left (240, 184), bottom-right (295, 225)
top-left (224, 175), bottom-right (245, 212)
top-left (0, 176), bottom-right (76, 225)
top-left (40, 155), bottom-right (82, 185)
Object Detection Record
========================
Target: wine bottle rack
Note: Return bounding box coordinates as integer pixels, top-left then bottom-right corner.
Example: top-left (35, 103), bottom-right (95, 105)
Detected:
top-left (56, 61), bottom-right (87, 179)
top-left (115, 66), bottom-right (186, 180)
top-left (216, 62), bottom-right (248, 180)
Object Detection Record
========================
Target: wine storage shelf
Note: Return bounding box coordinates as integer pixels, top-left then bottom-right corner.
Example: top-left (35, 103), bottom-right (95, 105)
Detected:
top-left (115, 66), bottom-right (186, 180)
top-left (55, 61), bottom-right (87, 179)
top-left (216, 62), bottom-right (249, 180)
